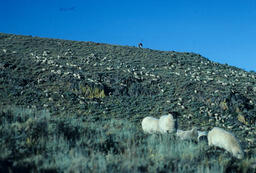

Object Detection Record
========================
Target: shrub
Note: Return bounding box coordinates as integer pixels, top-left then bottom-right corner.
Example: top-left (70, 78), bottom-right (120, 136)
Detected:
top-left (80, 85), bottom-right (105, 99)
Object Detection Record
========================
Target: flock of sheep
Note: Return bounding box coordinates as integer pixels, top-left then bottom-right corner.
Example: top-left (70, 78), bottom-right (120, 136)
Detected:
top-left (141, 112), bottom-right (244, 159)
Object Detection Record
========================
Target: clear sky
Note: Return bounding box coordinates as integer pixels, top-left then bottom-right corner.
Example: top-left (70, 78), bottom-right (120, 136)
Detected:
top-left (1, 0), bottom-right (255, 71)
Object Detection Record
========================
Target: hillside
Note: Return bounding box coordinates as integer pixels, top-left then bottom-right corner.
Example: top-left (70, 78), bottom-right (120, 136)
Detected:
top-left (0, 33), bottom-right (255, 172)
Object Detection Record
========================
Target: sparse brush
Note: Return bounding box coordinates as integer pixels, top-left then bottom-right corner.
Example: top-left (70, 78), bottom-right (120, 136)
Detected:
top-left (0, 106), bottom-right (255, 172)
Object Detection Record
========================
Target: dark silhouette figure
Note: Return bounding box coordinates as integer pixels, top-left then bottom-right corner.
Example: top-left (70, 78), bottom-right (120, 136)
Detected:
top-left (138, 43), bottom-right (143, 48)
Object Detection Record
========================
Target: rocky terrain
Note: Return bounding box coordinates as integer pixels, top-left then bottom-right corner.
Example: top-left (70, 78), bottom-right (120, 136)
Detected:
top-left (0, 33), bottom-right (255, 172)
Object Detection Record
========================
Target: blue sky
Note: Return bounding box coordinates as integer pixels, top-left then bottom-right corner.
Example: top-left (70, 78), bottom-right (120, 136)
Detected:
top-left (1, 0), bottom-right (255, 71)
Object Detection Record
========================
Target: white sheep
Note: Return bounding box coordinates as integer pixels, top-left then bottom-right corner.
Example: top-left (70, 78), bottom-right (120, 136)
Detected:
top-left (207, 127), bottom-right (244, 159)
top-left (141, 113), bottom-right (177, 134)
top-left (176, 127), bottom-right (198, 141)
top-left (158, 114), bottom-right (177, 133)
top-left (141, 116), bottom-right (160, 134)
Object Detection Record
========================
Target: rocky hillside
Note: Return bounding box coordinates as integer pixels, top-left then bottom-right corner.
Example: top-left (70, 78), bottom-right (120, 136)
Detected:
top-left (0, 33), bottom-right (256, 170)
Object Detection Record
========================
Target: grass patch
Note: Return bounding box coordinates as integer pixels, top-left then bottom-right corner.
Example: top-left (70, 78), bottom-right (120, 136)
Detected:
top-left (80, 85), bottom-right (106, 99)
top-left (0, 106), bottom-right (254, 172)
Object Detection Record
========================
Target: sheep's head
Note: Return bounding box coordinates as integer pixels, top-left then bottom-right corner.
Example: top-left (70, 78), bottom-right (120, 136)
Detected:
top-left (191, 127), bottom-right (198, 136)
top-left (232, 146), bottom-right (244, 159)
top-left (187, 127), bottom-right (198, 140)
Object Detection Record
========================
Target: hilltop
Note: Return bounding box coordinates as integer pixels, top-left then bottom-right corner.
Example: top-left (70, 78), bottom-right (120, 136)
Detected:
top-left (0, 33), bottom-right (255, 172)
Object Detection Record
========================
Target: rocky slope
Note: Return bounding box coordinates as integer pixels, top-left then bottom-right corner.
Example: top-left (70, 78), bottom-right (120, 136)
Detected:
top-left (0, 32), bottom-right (255, 157)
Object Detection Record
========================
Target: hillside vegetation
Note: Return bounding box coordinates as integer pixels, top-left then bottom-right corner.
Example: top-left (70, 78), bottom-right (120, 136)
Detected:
top-left (0, 33), bottom-right (255, 172)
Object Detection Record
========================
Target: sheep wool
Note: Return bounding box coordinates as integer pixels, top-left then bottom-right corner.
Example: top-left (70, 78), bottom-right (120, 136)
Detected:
top-left (208, 127), bottom-right (244, 159)
top-left (176, 127), bottom-right (198, 140)
top-left (159, 114), bottom-right (177, 133)
top-left (141, 116), bottom-right (160, 134)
